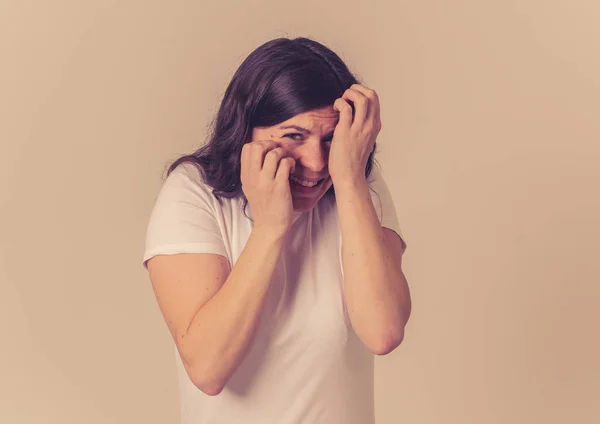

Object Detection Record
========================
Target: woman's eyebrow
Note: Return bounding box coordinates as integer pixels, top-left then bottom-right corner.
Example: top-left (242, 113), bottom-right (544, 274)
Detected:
top-left (278, 125), bottom-right (310, 133)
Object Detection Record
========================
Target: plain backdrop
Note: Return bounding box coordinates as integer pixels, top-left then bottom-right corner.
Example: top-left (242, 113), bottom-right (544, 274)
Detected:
top-left (1, 1), bottom-right (599, 423)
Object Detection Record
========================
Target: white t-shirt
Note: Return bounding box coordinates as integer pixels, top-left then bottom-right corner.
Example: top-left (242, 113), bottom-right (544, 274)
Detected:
top-left (142, 161), bottom-right (405, 424)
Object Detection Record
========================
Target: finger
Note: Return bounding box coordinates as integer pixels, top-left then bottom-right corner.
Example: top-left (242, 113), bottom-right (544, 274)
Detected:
top-left (248, 140), bottom-right (279, 173)
top-left (275, 157), bottom-right (296, 183)
top-left (261, 147), bottom-right (287, 179)
top-left (333, 98), bottom-right (353, 130)
top-left (348, 84), bottom-right (380, 125)
top-left (254, 139), bottom-right (280, 149)
top-left (341, 88), bottom-right (369, 129)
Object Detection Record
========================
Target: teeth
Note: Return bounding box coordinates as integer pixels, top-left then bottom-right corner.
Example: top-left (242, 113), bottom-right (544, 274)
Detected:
top-left (289, 175), bottom-right (321, 187)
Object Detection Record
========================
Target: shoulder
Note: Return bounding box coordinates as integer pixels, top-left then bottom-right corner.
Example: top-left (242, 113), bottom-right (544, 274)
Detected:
top-left (146, 161), bottom-right (228, 229)
top-left (161, 161), bottom-right (218, 202)
top-left (167, 161), bottom-right (207, 189)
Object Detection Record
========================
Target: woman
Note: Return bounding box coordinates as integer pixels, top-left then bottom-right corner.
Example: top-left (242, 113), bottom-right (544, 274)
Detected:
top-left (142, 36), bottom-right (411, 424)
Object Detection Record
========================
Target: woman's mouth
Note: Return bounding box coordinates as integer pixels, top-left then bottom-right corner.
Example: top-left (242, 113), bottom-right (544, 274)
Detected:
top-left (289, 174), bottom-right (324, 187)
top-left (289, 175), bottom-right (327, 193)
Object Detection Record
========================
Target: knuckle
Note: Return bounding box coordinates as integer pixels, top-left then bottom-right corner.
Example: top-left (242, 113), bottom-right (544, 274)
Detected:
top-left (271, 147), bottom-right (285, 156)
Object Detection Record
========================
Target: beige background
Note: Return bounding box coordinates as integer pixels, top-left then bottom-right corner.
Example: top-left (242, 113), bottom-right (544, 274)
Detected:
top-left (1, 1), bottom-right (599, 423)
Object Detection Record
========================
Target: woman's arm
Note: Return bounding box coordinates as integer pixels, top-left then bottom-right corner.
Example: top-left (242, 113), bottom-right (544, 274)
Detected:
top-left (147, 227), bottom-right (286, 396)
top-left (335, 177), bottom-right (411, 355)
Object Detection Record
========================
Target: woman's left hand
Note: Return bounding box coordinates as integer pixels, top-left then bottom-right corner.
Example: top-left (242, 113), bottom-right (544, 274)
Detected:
top-left (329, 83), bottom-right (382, 184)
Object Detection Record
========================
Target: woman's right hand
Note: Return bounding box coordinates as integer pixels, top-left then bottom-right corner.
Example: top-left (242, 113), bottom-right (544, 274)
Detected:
top-left (240, 140), bottom-right (296, 235)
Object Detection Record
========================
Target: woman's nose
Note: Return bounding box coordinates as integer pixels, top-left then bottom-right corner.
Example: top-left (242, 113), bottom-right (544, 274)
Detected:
top-left (297, 141), bottom-right (328, 172)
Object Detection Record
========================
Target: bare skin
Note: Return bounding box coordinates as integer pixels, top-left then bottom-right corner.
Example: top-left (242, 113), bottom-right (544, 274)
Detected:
top-left (251, 105), bottom-right (339, 213)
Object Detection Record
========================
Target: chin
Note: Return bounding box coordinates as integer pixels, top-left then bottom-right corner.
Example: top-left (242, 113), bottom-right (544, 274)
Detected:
top-left (292, 199), bottom-right (317, 212)
top-left (291, 177), bottom-right (334, 212)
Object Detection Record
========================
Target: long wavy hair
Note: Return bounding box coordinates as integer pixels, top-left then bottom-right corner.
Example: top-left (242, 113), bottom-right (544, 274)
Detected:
top-left (165, 36), bottom-right (379, 219)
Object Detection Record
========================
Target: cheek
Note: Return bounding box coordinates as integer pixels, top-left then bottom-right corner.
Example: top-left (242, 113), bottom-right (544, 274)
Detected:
top-left (250, 128), bottom-right (262, 141)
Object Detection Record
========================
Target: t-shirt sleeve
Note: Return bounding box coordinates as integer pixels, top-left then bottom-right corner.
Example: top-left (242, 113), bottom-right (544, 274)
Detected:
top-left (142, 162), bottom-right (229, 269)
top-left (367, 165), bottom-right (407, 248)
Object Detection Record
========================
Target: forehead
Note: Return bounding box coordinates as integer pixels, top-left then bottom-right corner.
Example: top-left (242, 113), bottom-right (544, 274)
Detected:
top-left (281, 105), bottom-right (339, 127)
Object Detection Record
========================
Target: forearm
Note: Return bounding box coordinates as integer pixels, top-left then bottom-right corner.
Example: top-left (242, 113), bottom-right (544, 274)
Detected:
top-left (335, 178), bottom-right (410, 354)
top-left (184, 227), bottom-right (286, 394)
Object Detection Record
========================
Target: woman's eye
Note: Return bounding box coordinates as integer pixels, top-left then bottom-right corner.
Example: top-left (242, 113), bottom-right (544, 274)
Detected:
top-left (283, 133), bottom-right (333, 143)
top-left (283, 133), bottom-right (303, 140)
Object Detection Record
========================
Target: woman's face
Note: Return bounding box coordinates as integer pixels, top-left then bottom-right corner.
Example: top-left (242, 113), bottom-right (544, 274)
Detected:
top-left (251, 105), bottom-right (339, 212)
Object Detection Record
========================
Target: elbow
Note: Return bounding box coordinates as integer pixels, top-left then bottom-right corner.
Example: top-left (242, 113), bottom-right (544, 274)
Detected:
top-left (190, 368), bottom-right (226, 396)
top-left (183, 357), bottom-right (227, 396)
top-left (177, 345), bottom-right (227, 396)
top-left (194, 379), bottom-right (225, 396)
top-left (371, 327), bottom-right (406, 356)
